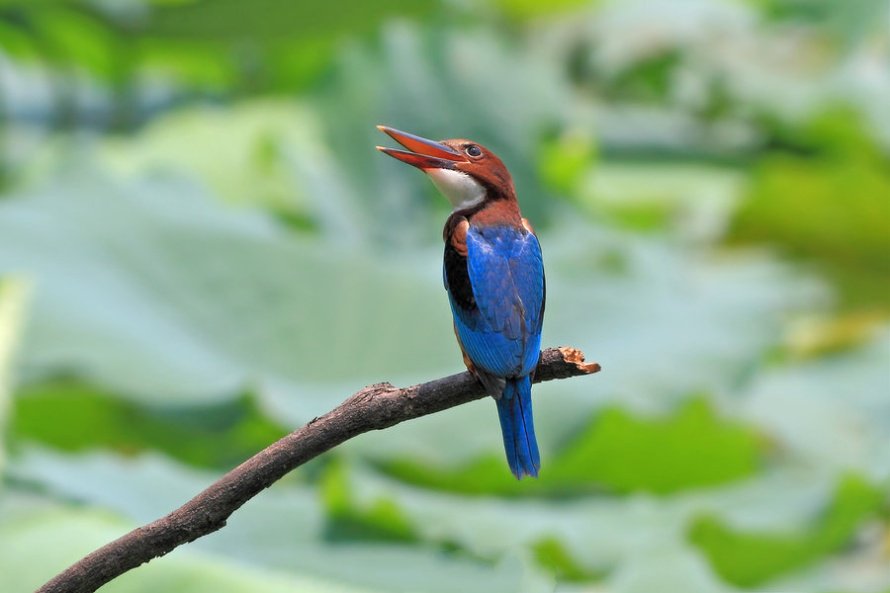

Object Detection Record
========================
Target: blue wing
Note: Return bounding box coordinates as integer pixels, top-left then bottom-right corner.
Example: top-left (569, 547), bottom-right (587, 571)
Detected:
top-left (446, 225), bottom-right (544, 379)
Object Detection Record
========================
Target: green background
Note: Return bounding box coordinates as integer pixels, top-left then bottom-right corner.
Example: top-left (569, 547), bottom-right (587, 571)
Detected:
top-left (1, 1), bottom-right (888, 591)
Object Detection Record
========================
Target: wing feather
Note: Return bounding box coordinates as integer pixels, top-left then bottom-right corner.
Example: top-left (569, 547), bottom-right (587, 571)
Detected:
top-left (445, 225), bottom-right (544, 378)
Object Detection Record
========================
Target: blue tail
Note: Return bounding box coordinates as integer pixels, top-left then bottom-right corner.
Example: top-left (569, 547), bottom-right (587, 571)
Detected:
top-left (495, 375), bottom-right (540, 479)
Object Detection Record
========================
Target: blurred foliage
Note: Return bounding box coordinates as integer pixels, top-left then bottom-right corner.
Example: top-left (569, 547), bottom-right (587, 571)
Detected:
top-left (98, 101), bottom-right (323, 223)
top-left (0, 0), bottom-right (441, 98)
top-left (1, 0), bottom-right (889, 592)
top-left (10, 379), bottom-right (286, 469)
top-left (690, 474), bottom-right (887, 587)
top-left (730, 109), bottom-right (890, 310)
top-left (320, 458), bottom-right (419, 544)
top-left (0, 279), bottom-right (28, 477)
top-left (380, 398), bottom-right (763, 497)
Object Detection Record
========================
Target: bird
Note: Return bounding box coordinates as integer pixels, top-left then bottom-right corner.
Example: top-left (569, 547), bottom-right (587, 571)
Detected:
top-left (377, 125), bottom-right (545, 479)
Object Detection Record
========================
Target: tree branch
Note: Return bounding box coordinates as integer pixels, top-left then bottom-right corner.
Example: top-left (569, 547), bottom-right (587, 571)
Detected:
top-left (36, 346), bottom-right (600, 593)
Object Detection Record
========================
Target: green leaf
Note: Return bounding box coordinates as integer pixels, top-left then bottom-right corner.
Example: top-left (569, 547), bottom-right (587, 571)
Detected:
top-left (29, 7), bottom-right (121, 78)
top-left (145, 0), bottom-right (440, 42)
top-left (689, 474), bottom-right (887, 587)
top-left (136, 0), bottom-right (439, 92)
top-left (491, 0), bottom-right (596, 21)
top-left (320, 458), bottom-right (418, 543)
top-left (531, 537), bottom-right (603, 583)
top-left (99, 102), bottom-right (330, 225)
top-left (537, 131), bottom-right (598, 199)
top-left (734, 151), bottom-right (890, 269)
top-left (379, 398), bottom-right (763, 496)
top-left (581, 162), bottom-right (745, 238)
top-left (2, 0), bottom-right (442, 93)
top-left (10, 378), bottom-right (286, 469)
top-left (547, 398), bottom-right (762, 494)
top-left (729, 111), bottom-right (890, 310)
top-left (0, 19), bottom-right (41, 59)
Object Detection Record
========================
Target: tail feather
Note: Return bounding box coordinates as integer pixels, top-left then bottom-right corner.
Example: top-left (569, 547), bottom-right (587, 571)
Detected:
top-left (495, 375), bottom-right (540, 479)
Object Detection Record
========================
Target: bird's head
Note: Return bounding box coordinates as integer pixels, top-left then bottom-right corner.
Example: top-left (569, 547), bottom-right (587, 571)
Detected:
top-left (377, 125), bottom-right (515, 209)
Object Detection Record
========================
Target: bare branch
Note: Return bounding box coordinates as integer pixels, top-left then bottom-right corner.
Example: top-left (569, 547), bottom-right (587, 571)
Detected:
top-left (36, 346), bottom-right (600, 593)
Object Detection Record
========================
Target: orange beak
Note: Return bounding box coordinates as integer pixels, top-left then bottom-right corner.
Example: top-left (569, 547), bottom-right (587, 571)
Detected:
top-left (376, 125), bottom-right (466, 170)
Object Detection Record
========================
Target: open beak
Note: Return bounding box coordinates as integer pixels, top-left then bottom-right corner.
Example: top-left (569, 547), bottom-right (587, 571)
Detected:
top-left (376, 125), bottom-right (465, 170)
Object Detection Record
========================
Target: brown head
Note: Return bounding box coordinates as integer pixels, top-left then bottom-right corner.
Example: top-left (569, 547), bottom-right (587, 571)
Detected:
top-left (376, 125), bottom-right (516, 209)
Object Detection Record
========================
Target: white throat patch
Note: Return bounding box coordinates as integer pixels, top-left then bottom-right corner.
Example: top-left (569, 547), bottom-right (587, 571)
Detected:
top-left (425, 168), bottom-right (486, 209)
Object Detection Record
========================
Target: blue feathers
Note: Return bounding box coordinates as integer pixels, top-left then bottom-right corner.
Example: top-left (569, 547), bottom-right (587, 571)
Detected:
top-left (450, 225), bottom-right (544, 378)
top-left (444, 222), bottom-right (545, 479)
top-left (496, 376), bottom-right (540, 478)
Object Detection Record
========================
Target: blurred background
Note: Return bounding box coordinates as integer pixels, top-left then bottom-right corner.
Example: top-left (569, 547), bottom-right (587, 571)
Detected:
top-left (1, 1), bottom-right (888, 591)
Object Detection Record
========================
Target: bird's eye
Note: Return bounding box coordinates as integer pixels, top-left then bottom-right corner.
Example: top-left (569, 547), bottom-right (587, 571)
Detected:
top-left (465, 145), bottom-right (482, 157)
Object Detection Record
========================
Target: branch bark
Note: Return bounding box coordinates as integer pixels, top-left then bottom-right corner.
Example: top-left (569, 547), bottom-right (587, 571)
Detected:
top-left (36, 346), bottom-right (600, 593)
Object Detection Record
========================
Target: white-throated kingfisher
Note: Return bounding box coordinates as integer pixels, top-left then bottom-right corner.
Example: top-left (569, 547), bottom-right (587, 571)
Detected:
top-left (377, 125), bottom-right (545, 479)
